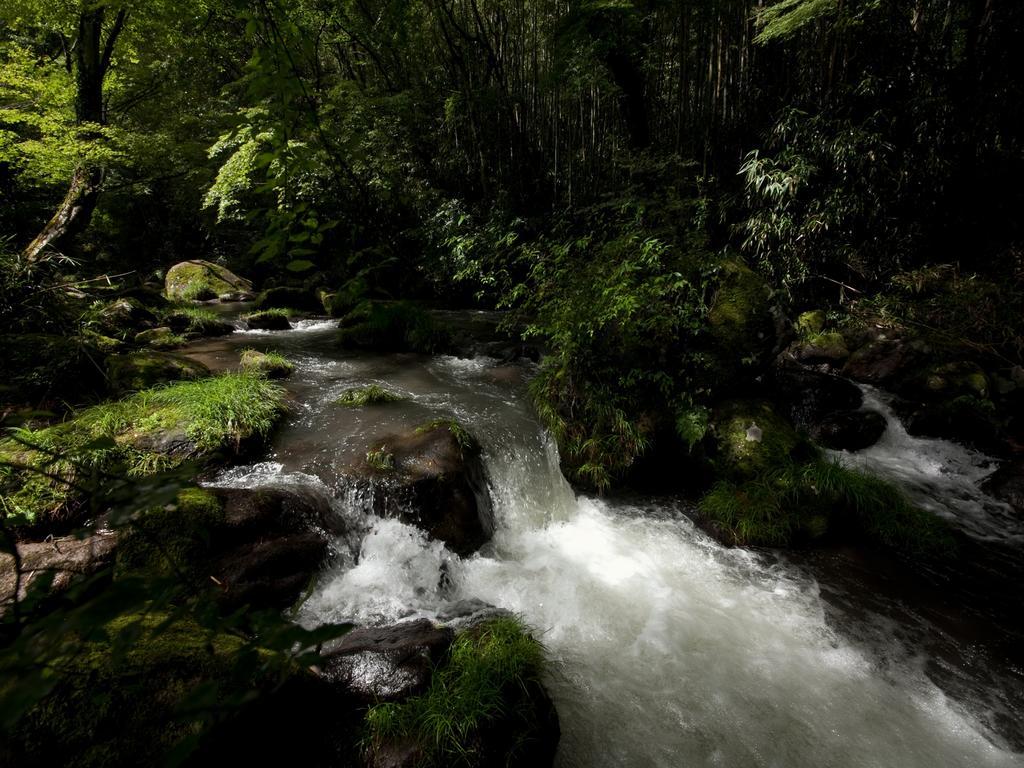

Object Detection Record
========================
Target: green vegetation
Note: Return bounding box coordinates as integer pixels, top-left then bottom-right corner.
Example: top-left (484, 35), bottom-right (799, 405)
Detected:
top-left (163, 306), bottom-right (233, 337)
top-left (700, 458), bottom-right (955, 555)
top-left (365, 617), bottom-right (547, 767)
top-left (105, 350), bottom-right (209, 394)
top-left (416, 418), bottom-right (478, 455)
top-left (334, 384), bottom-right (403, 407)
top-left (365, 446), bottom-right (395, 472)
top-left (242, 308), bottom-right (293, 330)
top-left (0, 373), bottom-right (287, 525)
top-left (240, 348), bottom-right (294, 379)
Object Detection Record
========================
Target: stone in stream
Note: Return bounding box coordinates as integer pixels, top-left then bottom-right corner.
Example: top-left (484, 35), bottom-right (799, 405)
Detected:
top-left (349, 419), bottom-right (494, 555)
top-left (164, 259), bottom-right (253, 301)
top-left (105, 350), bottom-right (210, 394)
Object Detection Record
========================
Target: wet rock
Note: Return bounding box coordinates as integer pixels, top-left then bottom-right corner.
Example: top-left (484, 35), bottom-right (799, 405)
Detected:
top-left (1, 531), bottom-right (117, 610)
top-left (352, 421), bottom-right (494, 555)
top-left (791, 331), bottom-right (849, 366)
top-left (770, 366), bottom-right (863, 427)
top-left (244, 310), bottom-right (292, 331)
top-left (902, 399), bottom-right (1003, 453)
top-left (218, 291), bottom-right (254, 302)
top-left (92, 297), bottom-right (160, 339)
top-left (165, 260), bottom-right (253, 301)
top-left (106, 350), bottom-right (210, 394)
top-left (321, 619), bottom-right (454, 703)
top-left (713, 400), bottom-right (801, 478)
top-left (240, 349), bottom-right (294, 378)
top-left (981, 459), bottom-right (1024, 515)
top-left (811, 410), bottom-right (887, 451)
top-left (165, 310), bottom-right (235, 337)
top-left (899, 360), bottom-right (991, 401)
top-left (842, 338), bottom-right (917, 386)
top-left (134, 326), bottom-right (182, 350)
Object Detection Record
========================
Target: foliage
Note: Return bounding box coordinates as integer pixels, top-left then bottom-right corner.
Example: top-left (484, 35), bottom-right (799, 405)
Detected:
top-left (364, 617), bottom-right (546, 767)
top-left (699, 457), bottom-right (956, 554)
top-left (365, 446), bottom-right (395, 472)
top-left (334, 384), bottom-right (403, 407)
top-left (338, 301), bottom-right (449, 354)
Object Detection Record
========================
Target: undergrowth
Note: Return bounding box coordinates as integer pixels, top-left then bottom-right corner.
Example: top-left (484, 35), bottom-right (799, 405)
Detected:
top-left (364, 618), bottom-right (546, 767)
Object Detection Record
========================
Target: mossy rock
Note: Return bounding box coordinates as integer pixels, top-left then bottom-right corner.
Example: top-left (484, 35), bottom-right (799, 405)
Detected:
top-left (165, 308), bottom-right (235, 337)
top-left (796, 309), bottom-right (827, 335)
top-left (134, 326), bottom-right (185, 350)
top-left (713, 400), bottom-right (800, 479)
top-left (164, 260), bottom-right (253, 302)
top-left (0, 374), bottom-right (288, 529)
top-left (909, 360), bottom-right (991, 400)
top-left (705, 259), bottom-right (778, 377)
top-left (240, 349), bottom-right (294, 379)
top-left (243, 309), bottom-right (292, 331)
top-left (88, 298), bottom-right (160, 340)
top-left (106, 351), bottom-right (210, 394)
top-left (338, 301), bottom-right (450, 354)
top-left (792, 331), bottom-right (849, 365)
top-left (334, 384), bottom-right (402, 407)
top-left (0, 333), bottom-right (109, 405)
top-left (253, 286), bottom-right (322, 314)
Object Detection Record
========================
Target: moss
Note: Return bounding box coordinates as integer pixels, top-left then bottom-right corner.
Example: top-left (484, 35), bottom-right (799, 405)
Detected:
top-left (164, 306), bottom-right (234, 337)
top-left (338, 301), bottom-right (450, 354)
top-left (796, 309), bottom-right (827, 335)
top-left (164, 260), bottom-right (252, 302)
top-left (134, 327), bottom-right (186, 350)
top-left (334, 384), bottom-right (403, 407)
top-left (239, 349), bottom-right (294, 379)
top-left (85, 298), bottom-right (160, 340)
top-left (242, 308), bottom-right (293, 331)
top-left (713, 400), bottom-right (799, 479)
top-left (115, 488), bottom-right (226, 582)
top-left (106, 351), bottom-right (210, 394)
top-left (699, 458), bottom-right (956, 555)
top-left (919, 361), bottom-right (990, 399)
top-left (364, 617), bottom-right (547, 768)
top-left (706, 259), bottom-right (775, 368)
top-left (6, 611), bottom-right (254, 768)
top-left (0, 374), bottom-right (287, 526)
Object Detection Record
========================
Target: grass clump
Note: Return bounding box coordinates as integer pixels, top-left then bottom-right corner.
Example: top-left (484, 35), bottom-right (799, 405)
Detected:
top-left (0, 374), bottom-right (287, 525)
top-left (335, 384), bottom-right (403, 407)
top-left (164, 306), bottom-right (233, 336)
top-left (416, 418), bottom-right (478, 454)
top-left (365, 446), bottom-right (395, 472)
top-left (364, 617), bottom-right (547, 767)
top-left (699, 457), bottom-right (956, 555)
top-left (240, 348), bottom-right (294, 378)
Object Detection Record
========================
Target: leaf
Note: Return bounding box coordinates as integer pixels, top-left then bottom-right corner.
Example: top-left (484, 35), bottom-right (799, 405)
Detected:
top-left (285, 259), bottom-right (315, 273)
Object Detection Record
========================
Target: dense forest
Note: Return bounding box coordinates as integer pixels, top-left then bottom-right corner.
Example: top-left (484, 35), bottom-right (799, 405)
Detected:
top-left (2, 0), bottom-right (1024, 766)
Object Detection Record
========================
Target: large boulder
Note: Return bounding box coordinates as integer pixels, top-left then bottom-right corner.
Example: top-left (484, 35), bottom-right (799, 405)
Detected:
top-left (321, 619), bottom-right (454, 703)
top-left (812, 410), bottom-right (887, 451)
top-left (712, 399), bottom-right (801, 478)
top-left (134, 326), bottom-right (183, 350)
top-left (106, 351), bottom-right (210, 394)
top-left (243, 309), bottom-right (292, 331)
top-left (90, 298), bottom-right (159, 339)
top-left (164, 260), bottom-right (253, 302)
top-left (842, 337), bottom-right (919, 386)
top-left (1, 531), bottom-right (117, 611)
top-left (117, 485), bottom-right (344, 612)
top-left (349, 420), bottom-right (493, 555)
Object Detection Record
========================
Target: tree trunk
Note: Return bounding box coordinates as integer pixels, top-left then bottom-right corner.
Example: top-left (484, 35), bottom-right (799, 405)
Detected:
top-left (24, 7), bottom-right (126, 261)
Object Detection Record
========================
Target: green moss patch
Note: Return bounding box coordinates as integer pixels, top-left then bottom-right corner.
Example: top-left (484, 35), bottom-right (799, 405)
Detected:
top-left (240, 349), bottom-right (294, 379)
top-left (364, 617), bottom-right (548, 767)
top-left (242, 308), bottom-right (293, 331)
top-left (164, 306), bottom-right (234, 337)
top-left (134, 327), bottom-right (186, 350)
top-left (164, 260), bottom-right (252, 302)
top-left (0, 374), bottom-right (287, 526)
top-left (713, 400), bottom-right (800, 479)
top-left (106, 351), bottom-right (210, 394)
top-left (334, 384), bottom-right (403, 407)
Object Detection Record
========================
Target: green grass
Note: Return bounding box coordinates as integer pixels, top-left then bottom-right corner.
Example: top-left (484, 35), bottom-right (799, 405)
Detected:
top-left (163, 305), bottom-right (230, 335)
top-left (699, 457), bottom-right (956, 555)
top-left (242, 308), bottom-right (298, 321)
top-left (0, 373), bottom-right (287, 525)
top-left (335, 384), bottom-right (403, 407)
top-left (364, 617), bottom-right (546, 767)
top-left (365, 446), bottom-right (395, 472)
top-left (240, 348), bottom-right (294, 378)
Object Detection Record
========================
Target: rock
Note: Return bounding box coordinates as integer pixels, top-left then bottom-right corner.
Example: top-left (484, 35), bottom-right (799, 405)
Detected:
top-left (240, 349), bottom-right (294, 378)
top-left (244, 310), bottom-right (292, 331)
top-left (165, 309), bottom-right (235, 337)
top-left (321, 619), bottom-right (454, 703)
top-left (254, 286), bottom-right (323, 313)
top-left (713, 400), bottom-right (801, 478)
top-left (770, 366), bottom-right (864, 428)
top-left (1, 531), bottom-right (117, 610)
top-left (811, 410), bottom-right (887, 451)
top-left (899, 360), bottom-right (991, 401)
top-left (902, 398), bottom-right (1003, 453)
top-left (218, 291), bottom-right (254, 302)
top-left (91, 297), bottom-right (159, 339)
top-left (796, 309), bottom-right (827, 335)
top-left (705, 259), bottom-right (781, 382)
top-left (339, 301), bottom-right (450, 354)
top-left (351, 421), bottom-right (493, 555)
top-left (842, 338), bottom-right (917, 386)
top-left (117, 485), bottom-right (344, 612)
top-left (133, 326), bottom-right (182, 350)
top-left (791, 331), bottom-right (849, 366)
top-left (981, 459), bottom-right (1024, 515)
top-left (164, 260), bottom-right (253, 301)
top-left (106, 351), bottom-right (210, 394)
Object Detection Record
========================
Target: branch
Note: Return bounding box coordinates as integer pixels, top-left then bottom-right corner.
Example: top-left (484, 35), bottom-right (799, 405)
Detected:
top-left (100, 8), bottom-right (129, 76)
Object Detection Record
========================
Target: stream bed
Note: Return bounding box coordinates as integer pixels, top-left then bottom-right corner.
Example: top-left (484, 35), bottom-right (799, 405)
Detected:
top-left (186, 314), bottom-right (1024, 768)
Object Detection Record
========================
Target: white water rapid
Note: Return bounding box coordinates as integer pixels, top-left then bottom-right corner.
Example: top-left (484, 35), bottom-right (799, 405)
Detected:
top-left (192, 319), bottom-right (1023, 768)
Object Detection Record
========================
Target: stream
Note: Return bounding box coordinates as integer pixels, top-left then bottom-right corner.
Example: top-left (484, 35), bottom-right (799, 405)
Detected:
top-left (186, 311), bottom-right (1024, 768)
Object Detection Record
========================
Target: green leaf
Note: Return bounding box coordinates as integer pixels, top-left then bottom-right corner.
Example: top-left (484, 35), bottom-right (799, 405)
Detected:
top-left (286, 259), bottom-right (315, 272)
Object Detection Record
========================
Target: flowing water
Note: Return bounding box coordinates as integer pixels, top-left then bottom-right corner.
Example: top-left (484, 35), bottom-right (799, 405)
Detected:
top-left (186, 314), bottom-right (1024, 768)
